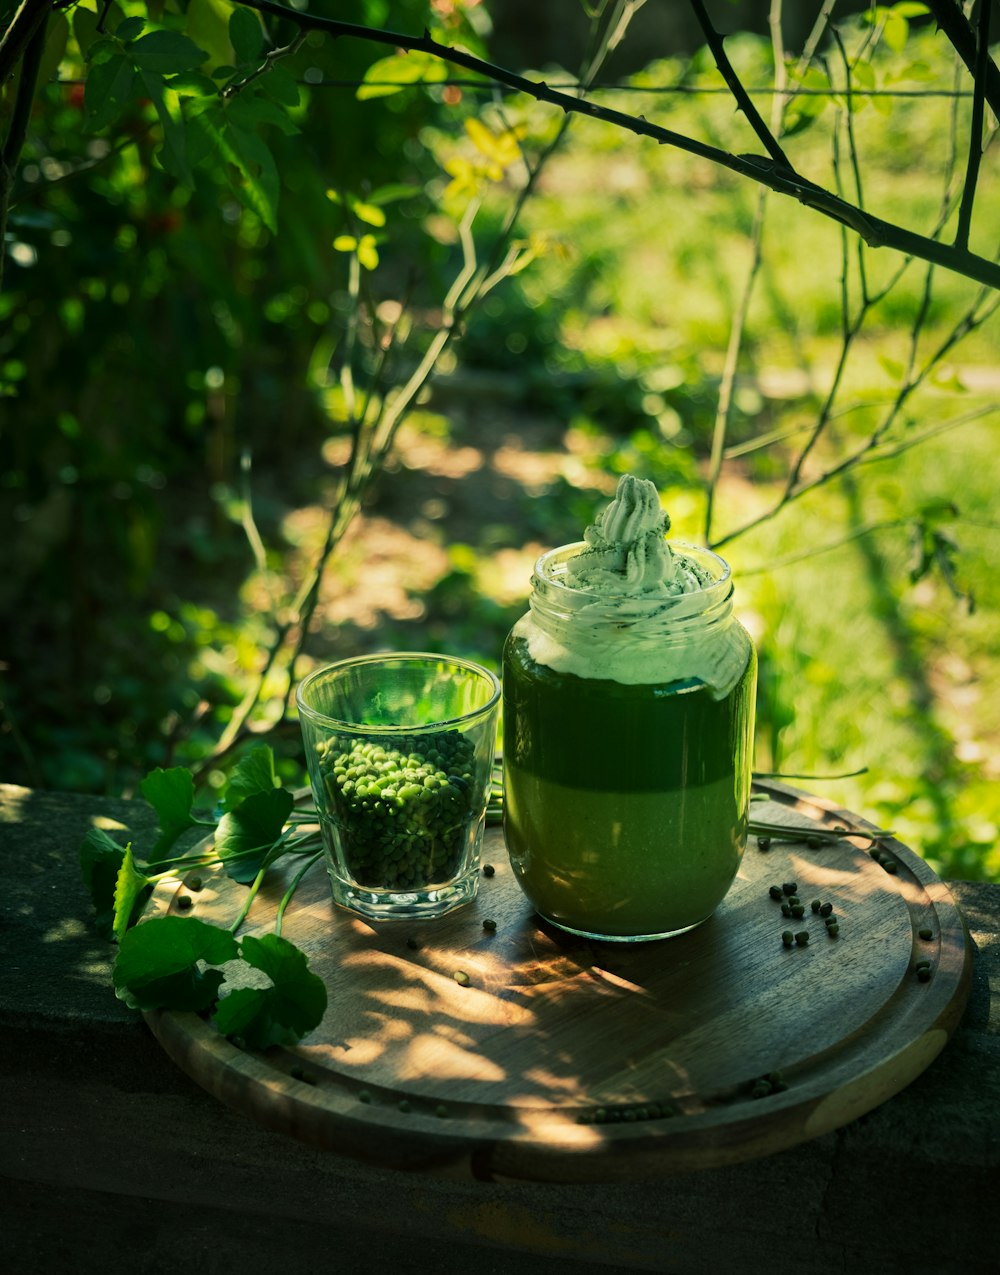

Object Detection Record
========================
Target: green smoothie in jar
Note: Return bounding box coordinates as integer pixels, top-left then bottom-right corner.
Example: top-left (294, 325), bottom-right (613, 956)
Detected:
top-left (502, 475), bottom-right (757, 941)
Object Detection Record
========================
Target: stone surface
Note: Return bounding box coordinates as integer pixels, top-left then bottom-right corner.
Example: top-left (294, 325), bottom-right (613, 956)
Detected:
top-left (1, 784), bottom-right (998, 1273)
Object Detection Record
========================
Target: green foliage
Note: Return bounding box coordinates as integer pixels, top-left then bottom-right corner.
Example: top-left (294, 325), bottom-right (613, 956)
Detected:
top-left (215, 786), bottom-right (295, 882)
top-left (0, 0), bottom-right (467, 794)
top-left (80, 827), bottom-right (130, 940)
top-left (221, 741), bottom-right (280, 810)
top-left (140, 765), bottom-right (200, 862)
top-left (113, 915), bottom-right (237, 1012)
top-left (211, 932), bottom-right (327, 1048)
top-left (3, 1), bottom-right (999, 890)
top-left (83, 746), bottom-right (327, 1046)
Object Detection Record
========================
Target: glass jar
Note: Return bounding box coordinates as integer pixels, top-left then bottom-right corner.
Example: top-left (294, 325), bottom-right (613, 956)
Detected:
top-left (502, 542), bottom-right (756, 942)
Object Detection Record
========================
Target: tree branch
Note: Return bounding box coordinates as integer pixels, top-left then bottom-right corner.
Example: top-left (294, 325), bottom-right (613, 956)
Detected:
top-left (924, 0), bottom-right (1000, 119)
top-left (0, 0), bottom-right (51, 84)
top-left (955, 0), bottom-right (991, 250)
top-left (235, 0), bottom-right (1000, 290)
top-left (687, 0), bottom-right (789, 166)
top-left (1, 7), bottom-right (48, 291)
top-left (1, 8), bottom-right (47, 169)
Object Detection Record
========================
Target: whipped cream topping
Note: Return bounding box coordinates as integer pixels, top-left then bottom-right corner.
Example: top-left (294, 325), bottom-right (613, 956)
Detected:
top-left (521, 475), bottom-right (750, 697)
top-left (565, 475), bottom-right (710, 595)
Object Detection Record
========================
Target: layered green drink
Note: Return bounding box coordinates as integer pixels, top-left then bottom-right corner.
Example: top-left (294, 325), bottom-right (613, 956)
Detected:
top-left (502, 476), bottom-right (757, 941)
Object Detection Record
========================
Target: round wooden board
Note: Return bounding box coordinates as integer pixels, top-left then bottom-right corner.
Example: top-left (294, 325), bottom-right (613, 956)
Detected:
top-left (143, 780), bottom-right (972, 1182)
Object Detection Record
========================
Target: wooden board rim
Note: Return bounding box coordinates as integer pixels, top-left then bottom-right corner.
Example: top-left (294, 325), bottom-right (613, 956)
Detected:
top-left (142, 779), bottom-right (974, 1181)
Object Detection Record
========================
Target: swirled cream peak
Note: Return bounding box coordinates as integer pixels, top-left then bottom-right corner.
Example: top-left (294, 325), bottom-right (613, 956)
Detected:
top-left (565, 474), bottom-right (705, 595)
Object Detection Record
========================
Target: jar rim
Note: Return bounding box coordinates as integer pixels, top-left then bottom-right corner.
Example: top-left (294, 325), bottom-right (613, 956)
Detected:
top-left (532, 539), bottom-right (732, 602)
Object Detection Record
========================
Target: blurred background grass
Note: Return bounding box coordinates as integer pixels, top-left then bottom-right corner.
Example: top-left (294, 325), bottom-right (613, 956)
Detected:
top-left (2, 2), bottom-right (997, 879)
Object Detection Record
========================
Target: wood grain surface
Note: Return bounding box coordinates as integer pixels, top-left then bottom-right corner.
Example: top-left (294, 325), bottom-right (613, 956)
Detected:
top-left (143, 780), bottom-right (972, 1181)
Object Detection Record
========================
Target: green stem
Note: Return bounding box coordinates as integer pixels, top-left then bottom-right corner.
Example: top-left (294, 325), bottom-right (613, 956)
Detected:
top-left (749, 819), bottom-right (893, 845)
top-left (274, 851), bottom-right (323, 937)
top-left (145, 850), bottom-right (220, 872)
top-left (229, 866), bottom-right (267, 934)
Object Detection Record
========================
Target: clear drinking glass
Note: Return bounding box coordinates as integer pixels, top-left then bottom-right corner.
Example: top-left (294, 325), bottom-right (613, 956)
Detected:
top-left (297, 652), bottom-right (501, 921)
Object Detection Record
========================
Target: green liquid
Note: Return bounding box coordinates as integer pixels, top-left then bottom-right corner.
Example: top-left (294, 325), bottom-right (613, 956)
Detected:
top-left (502, 633), bottom-right (756, 938)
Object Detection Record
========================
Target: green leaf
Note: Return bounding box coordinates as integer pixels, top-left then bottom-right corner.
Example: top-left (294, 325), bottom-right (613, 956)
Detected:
top-left (882, 12), bottom-right (909, 54)
top-left (80, 827), bottom-right (127, 940)
top-left (87, 38), bottom-right (121, 68)
top-left (368, 182), bottom-right (420, 205)
top-left (851, 59), bottom-right (876, 90)
top-left (892, 59), bottom-right (935, 84)
top-left (166, 71), bottom-right (219, 98)
top-left (74, 3), bottom-right (117, 58)
top-left (184, 101), bottom-right (222, 165)
top-left (113, 845), bottom-right (152, 943)
top-left (225, 90), bottom-right (299, 137)
top-left (186, 0), bottom-right (237, 69)
top-left (84, 53), bottom-right (136, 132)
top-left (356, 235), bottom-right (380, 271)
top-left (116, 16), bottom-right (146, 42)
top-left (215, 787), bottom-right (294, 883)
top-left (782, 64), bottom-right (829, 137)
top-left (781, 110), bottom-right (820, 139)
top-left (113, 915), bottom-right (239, 1011)
top-left (350, 199), bottom-right (386, 228)
top-left (333, 234), bottom-right (357, 252)
top-left (141, 765), bottom-right (198, 863)
top-left (229, 7), bottom-right (266, 66)
top-left (259, 64), bottom-right (300, 108)
top-left (929, 367), bottom-right (966, 392)
top-left (129, 30), bottom-right (208, 75)
top-left (37, 13), bottom-right (69, 89)
top-left (918, 499), bottom-right (959, 523)
top-left (139, 68), bottom-right (195, 185)
top-left (878, 353), bottom-right (904, 381)
top-left (224, 122), bottom-right (281, 231)
top-left (190, 111), bottom-right (280, 230)
top-left (357, 50), bottom-right (447, 100)
top-left (214, 934), bottom-right (327, 1048)
top-left (223, 744), bottom-right (279, 812)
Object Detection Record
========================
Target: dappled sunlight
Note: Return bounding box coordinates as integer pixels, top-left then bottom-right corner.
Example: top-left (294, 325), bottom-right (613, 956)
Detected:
top-left (403, 1032), bottom-right (507, 1084)
top-left (491, 442), bottom-right (571, 490)
top-left (0, 784), bottom-right (29, 823)
top-left (40, 917), bottom-right (90, 943)
top-left (394, 434), bottom-right (484, 480)
top-left (306, 515), bottom-right (449, 632)
top-left (91, 813), bottom-right (130, 833)
top-left (122, 775), bottom-right (976, 1179)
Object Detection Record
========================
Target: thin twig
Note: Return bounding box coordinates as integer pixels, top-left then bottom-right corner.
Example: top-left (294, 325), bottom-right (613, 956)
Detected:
top-left (738, 516), bottom-right (911, 574)
top-left (221, 29), bottom-right (308, 99)
top-left (712, 400), bottom-right (1000, 549)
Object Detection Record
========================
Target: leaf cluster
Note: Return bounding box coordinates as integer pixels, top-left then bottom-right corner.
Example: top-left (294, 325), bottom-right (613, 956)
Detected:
top-left (77, 6), bottom-right (300, 231)
top-left (79, 744), bottom-right (326, 1048)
